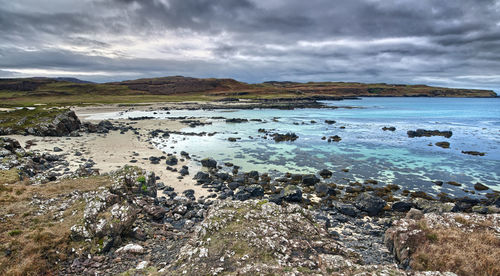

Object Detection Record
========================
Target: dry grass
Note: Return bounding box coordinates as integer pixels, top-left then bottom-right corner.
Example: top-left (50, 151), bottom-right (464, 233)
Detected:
top-left (411, 218), bottom-right (500, 276)
top-left (0, 169), bottom-right (19, 185)
top-left (0, 176), bottom-right (113, 275)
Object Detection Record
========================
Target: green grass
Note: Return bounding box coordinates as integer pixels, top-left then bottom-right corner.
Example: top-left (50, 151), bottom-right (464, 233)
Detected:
top-left (0, 108), bottom-right (69, 133)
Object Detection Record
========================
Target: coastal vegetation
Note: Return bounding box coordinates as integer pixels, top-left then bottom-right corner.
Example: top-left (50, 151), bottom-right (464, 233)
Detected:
top-left (0, 76), bottom-right (496, 107)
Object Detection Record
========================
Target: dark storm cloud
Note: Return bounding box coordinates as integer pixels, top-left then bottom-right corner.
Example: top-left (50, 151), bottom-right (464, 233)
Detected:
top-left (0, 0), bottom-right (499, 91)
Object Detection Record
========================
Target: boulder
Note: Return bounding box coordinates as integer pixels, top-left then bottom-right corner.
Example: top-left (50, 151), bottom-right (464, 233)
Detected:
top-left (165, 156), bottom-right (178, 166)
top-left (280, 185), bottom-right (302, 202)
top-left (318, 169), bottom-right (333, 179)
top-left (201, 158), bottom-right (217, 168)
top-left (354, 193), bottom-right (386, 216)
top-left (302, 174), bottom-right (320, 186)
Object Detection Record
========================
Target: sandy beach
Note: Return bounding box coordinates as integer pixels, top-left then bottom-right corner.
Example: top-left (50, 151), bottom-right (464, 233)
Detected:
top-left (7, 109), bottom-right (210, 197)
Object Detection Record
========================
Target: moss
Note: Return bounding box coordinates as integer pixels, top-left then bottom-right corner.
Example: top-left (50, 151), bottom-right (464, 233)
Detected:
top-left (8, 229), bottom-right (22, 236)
top-left (136, 175), bottom-right (146, 183)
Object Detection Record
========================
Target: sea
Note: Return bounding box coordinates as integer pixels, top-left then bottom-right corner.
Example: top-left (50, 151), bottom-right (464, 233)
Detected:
top-left (88, 97), bottom-right (500, 198)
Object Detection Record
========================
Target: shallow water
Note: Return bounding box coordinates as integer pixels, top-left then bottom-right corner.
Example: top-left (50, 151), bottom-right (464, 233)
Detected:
top-left (88, 97), bottom-right (500, 197)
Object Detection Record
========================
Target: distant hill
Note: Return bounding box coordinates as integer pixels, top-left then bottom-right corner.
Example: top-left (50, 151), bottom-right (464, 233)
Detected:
top-left (0, 76), bottom-right (496, 106)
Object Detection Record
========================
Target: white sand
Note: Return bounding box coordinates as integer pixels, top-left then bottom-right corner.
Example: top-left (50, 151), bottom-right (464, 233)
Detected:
top-left (6, 116), bottom-right (210, 198)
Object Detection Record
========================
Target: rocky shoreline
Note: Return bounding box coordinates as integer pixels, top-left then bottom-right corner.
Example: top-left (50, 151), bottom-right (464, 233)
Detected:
top-left (1, 102), bottom-right (499, 275)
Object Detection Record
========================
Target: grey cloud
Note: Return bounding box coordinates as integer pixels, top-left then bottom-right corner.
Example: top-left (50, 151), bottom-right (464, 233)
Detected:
top-left (0, 0), bottom-right (499, 92)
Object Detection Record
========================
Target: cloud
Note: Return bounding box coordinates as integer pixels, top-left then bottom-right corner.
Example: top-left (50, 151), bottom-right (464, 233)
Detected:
top-left (0, 0), bottom-right (499, 91)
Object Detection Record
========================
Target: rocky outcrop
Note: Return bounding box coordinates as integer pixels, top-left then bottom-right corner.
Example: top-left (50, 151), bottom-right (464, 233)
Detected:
top-left (272, 132), bottom-right (298, 142)
top-left (164, 199), bottom-right (410, 275)
top-left (26, 110), bottom-right (81, 136)
top-left (407, 129), bottom-right (452, 138)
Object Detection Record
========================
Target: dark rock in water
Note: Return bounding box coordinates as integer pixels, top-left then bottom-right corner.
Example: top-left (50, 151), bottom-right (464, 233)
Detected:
top-left (280, 185), bottom-right (302, 202)
top-left (474, 182), bottom-right (489, 191)
top-left (271, 132), bottom-right (298, 142)
top-left (364, 179), bottom-right (378, 185)
top-left (302, 174), bottom-right (320, 186)
top-left (407, 129), bottom-right (452, 138)
top-left (227, 137), bottom-right (239, 142)
top-left (201, 157), bottom-right (217, 168)
top-left (325, 120), bottom-right (336, 125)
top-left (354, 193), bottom-right (386, 216)
top-left (410, 191), bottom-right (434, 200)
top-left (447, 181), bottom-right (461, 187)
top-left (327, 135), bottom-right (342, 142)
top-left (433, 181), bottom-right (443, 186)
top-left (382, 126), bottom-right (396, 131)
top-left (318, 169), bottom-right (333, 179)
top-left (461, 151), bottom-right (485, 156)
top-left (226, 118), bottom-right (248, 123)
top-left (165, 156), bottom-right (178, 166)
top-left (180, 151), bottom-right (190, 158)
top-left (435, 141), bottom-right (450, 148)
top-left (392, 201), bottom-right (414, 212)
top-left (53, 147), bottom-right (63, 152)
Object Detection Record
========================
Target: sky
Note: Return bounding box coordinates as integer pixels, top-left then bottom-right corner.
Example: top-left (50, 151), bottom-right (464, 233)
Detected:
top-left (0, 0), bottom-right (500, 91)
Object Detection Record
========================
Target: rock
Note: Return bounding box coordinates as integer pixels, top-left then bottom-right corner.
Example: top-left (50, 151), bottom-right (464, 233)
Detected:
top-left (461, 151), bottom-right (485, 156)
top-left (228, 182), bottom-right (240, 190)
top-left (435, 141), bottom-right (450, 148)
top-left (382, 126), bottom-right (396, 131)
top-left (314, 183), bottom-right (335, 197)
top-left (53, 147), bottom-right (63, 152)
top-left (407, 129), bottom-right (452, 138)
top-left (245, 185), bottom-right (264, 197)
top-left (354, 193), bottom-right (386, 216)
top-left (336, 203), bottom-right (360, 217)
top-left (327, 135), bottom-right (342, 142)
top-left (248, 170), bottom-right (259, 180)
top-left (179, 167), bottom-right (189, 176)
top-left (302, 174), bottom-right (320, 186)
top-left (201, 158), bottom-right (217, 168)
top-left (235, 190), bottom-right (251, 201)
top-left (271, 132), bottom-right (298, 142)
top-left (193, 171), bottom-right (210, 183)
top-left (405, 208), bottom-right (424, 220)
top-left (474, 182), bottom-right (489, 191)
top-left (392, 201), bottom-right (414, 212)
top-left (280, 185), bottom-right (302, 202)
top-left (136, 261), bottom-right (149, 270)
top-left (225, 118), bottom-right (248, 123)
top-left (325, 120), bottom-right (336, 124)
top-left (318, 169), bottom-right (333, 179)
top-left (115, 243), bottom-right (144, 254)
top-left (165, 156), bottom-right (178, 166)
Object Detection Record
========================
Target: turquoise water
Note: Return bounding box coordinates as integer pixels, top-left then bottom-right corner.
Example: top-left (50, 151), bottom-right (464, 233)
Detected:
top-left (89, 97), bottom-right (500, 197)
